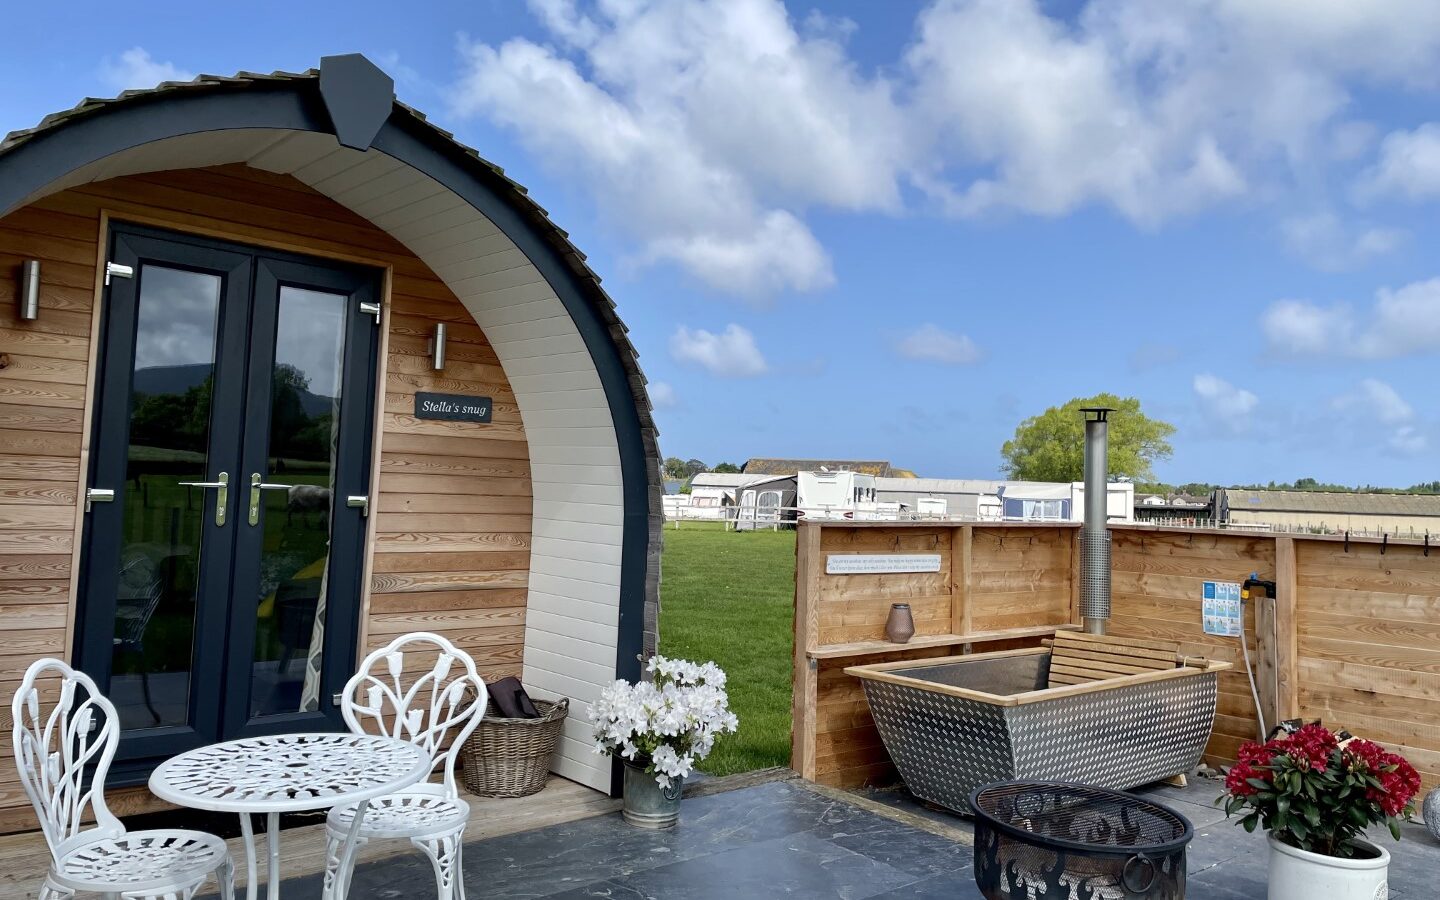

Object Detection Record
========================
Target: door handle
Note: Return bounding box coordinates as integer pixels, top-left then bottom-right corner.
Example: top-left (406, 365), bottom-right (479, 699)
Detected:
top-left (178, 472), bottom-right (228, 526)
top-left (248, 473), bottom-right (291, 525)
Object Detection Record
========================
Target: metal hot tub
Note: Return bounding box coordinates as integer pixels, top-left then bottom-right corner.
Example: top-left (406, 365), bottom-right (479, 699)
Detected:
top-left (846, 647), bottom-right (1228, 813)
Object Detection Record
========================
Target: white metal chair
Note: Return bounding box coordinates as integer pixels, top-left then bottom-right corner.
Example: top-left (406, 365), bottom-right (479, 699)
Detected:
top-left (12, 658), bottom-right (234, 900)
top-left (322, 633), bottom-right (487, 900)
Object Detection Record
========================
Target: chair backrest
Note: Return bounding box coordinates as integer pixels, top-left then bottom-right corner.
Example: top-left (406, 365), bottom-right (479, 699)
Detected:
top-left (11, 658), bottom-right (124, 861)
top-left (340, 632), bottom-right (487, 796)
top-left (1047, 631), bottom-right (1180, 687)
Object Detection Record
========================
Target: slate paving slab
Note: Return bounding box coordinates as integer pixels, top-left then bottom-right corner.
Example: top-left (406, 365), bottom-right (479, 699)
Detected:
top-left (273, 775), bottom-right (1440, 899)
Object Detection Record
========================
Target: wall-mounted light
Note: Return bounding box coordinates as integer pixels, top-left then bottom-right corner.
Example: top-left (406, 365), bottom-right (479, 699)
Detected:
top-left (430, 322), bottom-right (447, 371)
top-left (18, 260), bottom-right (40, 321)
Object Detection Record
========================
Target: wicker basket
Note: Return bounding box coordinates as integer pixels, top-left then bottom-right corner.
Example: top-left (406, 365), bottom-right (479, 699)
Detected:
top-left (461, 698), bottom-right (569, 797)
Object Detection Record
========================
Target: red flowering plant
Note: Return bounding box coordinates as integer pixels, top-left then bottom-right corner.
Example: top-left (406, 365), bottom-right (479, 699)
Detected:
top-left (1219, 723), bottom-right (1421, 858)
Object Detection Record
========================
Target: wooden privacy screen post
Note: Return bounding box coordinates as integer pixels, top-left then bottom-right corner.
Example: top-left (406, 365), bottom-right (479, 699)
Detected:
top-left (1255, 537), bottom-right (1300, 734)
top-left (1255, 590), bottom-right (1279, 739)
top-left (791, 523), bottom-right (821, 780)
top-left (1273, 537), bottom-right (1299, 722)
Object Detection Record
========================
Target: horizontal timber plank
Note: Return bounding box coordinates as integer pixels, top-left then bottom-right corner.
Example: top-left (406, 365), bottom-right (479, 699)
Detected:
top-left (374, 532), bottom-right (530, 553)
top-left (370, 570), bottom-right (529, 594)
top-left (375, 513), bottom-right (532, 534)
top-left (368, 588), bottom-right (529, 614)
top-left (0, 556), bottom-right (70, 581)
top-left (370, 551), bottom-right (531, 574)
top-left (809, 625), bottom-right (1079, 660)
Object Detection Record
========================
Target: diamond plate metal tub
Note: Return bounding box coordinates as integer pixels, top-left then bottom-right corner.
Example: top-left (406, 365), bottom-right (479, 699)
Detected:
top-left (845, 648), bottom-right (1229, 814)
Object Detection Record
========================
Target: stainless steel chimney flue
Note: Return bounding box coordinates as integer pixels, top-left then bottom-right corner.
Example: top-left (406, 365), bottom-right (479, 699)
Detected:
top-left (1079, 407), bottom-right (1113, 635)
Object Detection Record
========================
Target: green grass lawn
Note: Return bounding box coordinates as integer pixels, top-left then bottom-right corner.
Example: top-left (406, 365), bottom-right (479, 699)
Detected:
top-left (658, 522), bottom-right (796, 775)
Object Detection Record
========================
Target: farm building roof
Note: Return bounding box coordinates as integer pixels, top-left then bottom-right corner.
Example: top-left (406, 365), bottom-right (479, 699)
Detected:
top-left (743, 458), bottom-right (895, 476)
top-left (690, 473), bottom-right (777, 488)
top-left (1221, 489), bottom-right (1440, 517)
top-left (875, 477), bottom-right (1007, 494)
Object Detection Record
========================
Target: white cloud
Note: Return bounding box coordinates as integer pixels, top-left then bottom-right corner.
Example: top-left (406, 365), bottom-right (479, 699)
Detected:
top-left (1261, 277), bottom-right (1440, 359)
top-left (1261, 299), bottom-right (1353, 355)
top-left (895, 324), bottom-right (981, 365)
top-left (1279, 212), bottom-right (1405, 271)
top-left (1193, 373), bottom-right (1258, 428)
top-left (669, 324), bottom-right (768, 377)
top-left (1355, 123), bottom-right (1440, 202)
top-left (1389, 426), bottom-right (1429, 455)
top-left (451, 0), bottom-right (903, 298)
top-left (101, 48), bottom-right (192, 92)
top-left (648, 381), bottom-right (678, 408)
top-left (449, 0), bottom-right (1440, 298)
top-left (642, 211), bottom-right (832, 298)
top-left (1331, 378), bottom-right (1413, 425)
top-left (1330, 379), bottom-right (1428, 456)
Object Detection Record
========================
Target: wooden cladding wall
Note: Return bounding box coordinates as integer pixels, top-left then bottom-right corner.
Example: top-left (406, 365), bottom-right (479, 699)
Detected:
top-left (0, 164), bottom-right (532, 829)
top-left (794, 523), bottom-right (1075, 789)
top-left (794, 521), bottom-right (1440, 798)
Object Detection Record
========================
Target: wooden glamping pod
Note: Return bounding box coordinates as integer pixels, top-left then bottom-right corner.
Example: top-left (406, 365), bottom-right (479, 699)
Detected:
top-left (0, 54), bottom-right (662, 830)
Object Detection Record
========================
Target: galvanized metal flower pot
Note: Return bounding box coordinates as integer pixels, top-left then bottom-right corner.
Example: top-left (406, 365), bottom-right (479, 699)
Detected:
top-left (622, 761), bottom-right (684, 828)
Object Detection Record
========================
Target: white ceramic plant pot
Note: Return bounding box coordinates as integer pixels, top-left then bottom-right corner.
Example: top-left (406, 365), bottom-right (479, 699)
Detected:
top-left (1267, 835), bottom-right (1390, 900)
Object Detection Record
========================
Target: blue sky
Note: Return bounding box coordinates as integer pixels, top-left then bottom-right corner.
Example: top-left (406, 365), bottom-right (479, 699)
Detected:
top-left (5, 1), bottom-right (1440, 486)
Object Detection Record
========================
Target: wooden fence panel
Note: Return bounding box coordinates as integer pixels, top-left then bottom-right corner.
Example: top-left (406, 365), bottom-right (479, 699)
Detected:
top-left (1295, 538), bottom-right (1440, 796)
top-left (1106, 528), bottom-right (1273, 766)
top-left (794, 522), bottom-right (1440, 802)
top-left (794, 522), bottom-right (1074, 789)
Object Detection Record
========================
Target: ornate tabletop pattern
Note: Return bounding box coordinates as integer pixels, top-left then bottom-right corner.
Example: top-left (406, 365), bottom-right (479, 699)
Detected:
top-left (150, 734), bottom-right (431, 813)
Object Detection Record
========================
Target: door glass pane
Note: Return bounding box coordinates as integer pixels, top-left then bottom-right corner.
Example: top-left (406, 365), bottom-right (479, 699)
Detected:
top-left (114, 265), bottom-right (222, 731)
top-left (250, 286), bottom-right (348, 716)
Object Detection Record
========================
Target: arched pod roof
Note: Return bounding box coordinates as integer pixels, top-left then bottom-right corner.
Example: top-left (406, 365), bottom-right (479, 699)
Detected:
top-left (0, 55), bottom-right (663, 791)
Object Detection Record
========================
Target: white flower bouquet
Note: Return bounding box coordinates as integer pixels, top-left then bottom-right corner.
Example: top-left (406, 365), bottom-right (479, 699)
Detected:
top-left (591, 655), bottom-right (739, 788)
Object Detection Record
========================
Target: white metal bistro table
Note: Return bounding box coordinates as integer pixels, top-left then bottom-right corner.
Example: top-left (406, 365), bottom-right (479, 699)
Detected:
top-left (149, 733), bottom-right (431, 900)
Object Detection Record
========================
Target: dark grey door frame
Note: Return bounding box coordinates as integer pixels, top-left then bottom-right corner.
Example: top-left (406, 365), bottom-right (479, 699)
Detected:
top-left (77, 221), bottom-right (381, 782)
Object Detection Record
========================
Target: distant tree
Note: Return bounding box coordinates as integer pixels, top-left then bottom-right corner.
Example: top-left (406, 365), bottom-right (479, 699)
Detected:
top-left (683, 458), bottom-right (707, 478)
top-left (712, 462), bottom-right (741, 474)
top-left (662, 457), bottom-right (687, 480)
top-left (1001, 394), bottom-right (1175, 483)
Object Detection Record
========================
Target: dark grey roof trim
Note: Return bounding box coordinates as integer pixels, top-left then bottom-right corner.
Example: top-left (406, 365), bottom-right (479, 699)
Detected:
top-left (0, 63), bottom-right (663, 764)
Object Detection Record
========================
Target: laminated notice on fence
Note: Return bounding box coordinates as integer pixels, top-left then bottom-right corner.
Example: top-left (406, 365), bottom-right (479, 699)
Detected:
top-left (826, 554), bottom-right (942, 575)
top-left (1202, 581), bottom-right (1243, 637)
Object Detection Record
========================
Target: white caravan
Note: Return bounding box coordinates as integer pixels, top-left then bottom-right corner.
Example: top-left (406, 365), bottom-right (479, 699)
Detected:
top-left (797, 470), bottom-right (877, 520)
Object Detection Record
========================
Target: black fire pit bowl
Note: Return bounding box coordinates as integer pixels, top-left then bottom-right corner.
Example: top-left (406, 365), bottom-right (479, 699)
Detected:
top-left (970, 781), bottom-right (1194, 899)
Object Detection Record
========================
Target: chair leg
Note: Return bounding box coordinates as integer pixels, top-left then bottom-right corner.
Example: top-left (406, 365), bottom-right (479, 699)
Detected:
top-left (217, 855), bottom-right (236, 900)
top-left (118, 879), bottom-right (205, 900)
top-left (322, 831), bottom-right (344, 900)
top-left (411, 829), bottom-right (464, 900)
top-left (38, 877), bottom-right (73, 900)
top-left (323, 830), bottom-right (367, 900)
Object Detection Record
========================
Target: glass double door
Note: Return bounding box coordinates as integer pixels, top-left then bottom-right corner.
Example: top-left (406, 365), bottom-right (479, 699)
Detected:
top-left (78, 223), bottom-right (380, 774)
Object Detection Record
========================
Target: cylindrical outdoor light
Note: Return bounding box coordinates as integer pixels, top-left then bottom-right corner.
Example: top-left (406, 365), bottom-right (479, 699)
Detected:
top-left (431, 322), bottom-right (448, 371)
top-left (19, 260), bottom-right (40, 321)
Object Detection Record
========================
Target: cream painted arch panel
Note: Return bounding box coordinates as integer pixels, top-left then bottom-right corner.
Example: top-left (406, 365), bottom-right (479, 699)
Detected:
top-left (28, 129), bottom-right (626, 792)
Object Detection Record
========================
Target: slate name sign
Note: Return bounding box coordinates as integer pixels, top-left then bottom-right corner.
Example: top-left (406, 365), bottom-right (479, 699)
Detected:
top-left (415, 392), bottom-right (492, 423)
